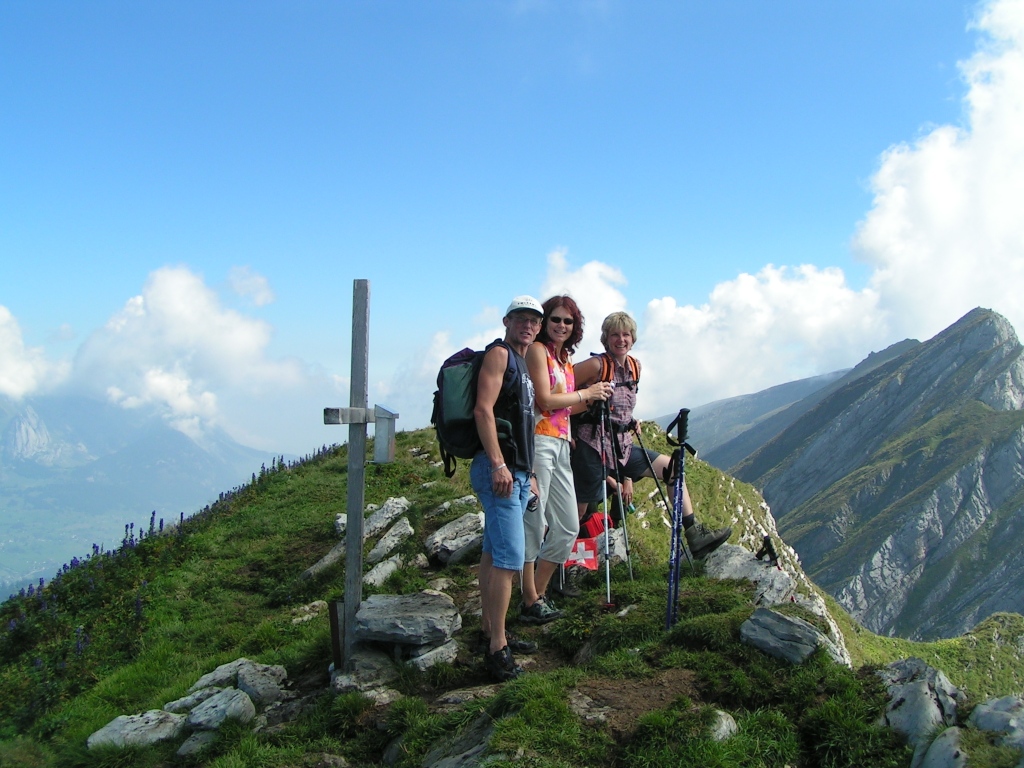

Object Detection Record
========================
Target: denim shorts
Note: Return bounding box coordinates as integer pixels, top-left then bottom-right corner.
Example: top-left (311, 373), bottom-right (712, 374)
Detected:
top-left (470, 452), bottom-right (529, 571)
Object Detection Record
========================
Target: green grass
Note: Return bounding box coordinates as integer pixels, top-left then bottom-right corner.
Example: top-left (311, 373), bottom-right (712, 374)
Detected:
top-left (1, 428), bottom-right (1024, 767)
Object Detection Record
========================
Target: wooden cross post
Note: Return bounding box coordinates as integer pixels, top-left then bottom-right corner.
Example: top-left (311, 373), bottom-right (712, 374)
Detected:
top-left (322, 279), bottom-right (399, 671)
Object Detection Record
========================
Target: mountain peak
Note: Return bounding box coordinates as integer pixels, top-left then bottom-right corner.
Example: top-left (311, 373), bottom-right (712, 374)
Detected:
top-left (734, 306), bottom-right (1024, 639)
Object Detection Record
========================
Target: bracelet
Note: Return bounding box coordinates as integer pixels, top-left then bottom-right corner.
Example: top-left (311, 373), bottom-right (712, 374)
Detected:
top-left (578, 391), bottom-right (584, 403)
top-left (491, 463), bottom-right (507, 474)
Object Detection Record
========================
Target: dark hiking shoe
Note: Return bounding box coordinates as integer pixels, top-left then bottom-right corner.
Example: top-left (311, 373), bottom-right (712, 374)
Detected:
top-left (520, 595), bottom-right (564, 624)
top-left (475, 629), bottom-right (537, 654)
top-left (685, 522), bottom-right (732, 559)
top-left (483, 645), bottom-right (523, 682)
top-left (549, 565), bottom-right (584, 599)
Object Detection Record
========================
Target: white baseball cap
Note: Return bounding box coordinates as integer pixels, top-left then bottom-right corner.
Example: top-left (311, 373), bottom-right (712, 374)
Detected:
top-left (505, 295), bottom-right (544, 317)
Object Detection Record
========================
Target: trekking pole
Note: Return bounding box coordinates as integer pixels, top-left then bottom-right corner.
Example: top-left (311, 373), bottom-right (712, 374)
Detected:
top-left (664, 408), bottom-right (696, 629)
top-left (631, 422), bottom-right (694, 577)
top-left (605, 411), bottom-right (634, 581)
top-left (597, 400), bottom-right (614, 608)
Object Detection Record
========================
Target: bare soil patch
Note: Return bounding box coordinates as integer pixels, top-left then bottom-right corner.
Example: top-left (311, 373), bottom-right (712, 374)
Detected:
top-left (576, 668), bottom-right (698, 739)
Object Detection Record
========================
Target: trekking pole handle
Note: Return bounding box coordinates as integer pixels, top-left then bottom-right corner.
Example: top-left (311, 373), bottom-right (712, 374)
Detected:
top-left (666, 408), bottom-right (690, 446)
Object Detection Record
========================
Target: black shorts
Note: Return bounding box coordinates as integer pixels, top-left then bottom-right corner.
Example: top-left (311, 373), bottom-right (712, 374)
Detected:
top-left (570, 440), bottom-right (660, 504)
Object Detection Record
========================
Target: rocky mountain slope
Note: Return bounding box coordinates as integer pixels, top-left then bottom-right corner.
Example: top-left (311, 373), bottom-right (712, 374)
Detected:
top-left (733, 308), bottom-right (1024, 639)
top-left (699, 339), bottom-right (918, 469)
top-left (659, 370), bottom-right (848, 457)
top-left (0, 395), bottom-right (272, 595)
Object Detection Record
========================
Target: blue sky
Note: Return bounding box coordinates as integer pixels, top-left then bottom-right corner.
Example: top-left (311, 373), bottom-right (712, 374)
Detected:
top-left (3, 0), bottom-right (1023, 456)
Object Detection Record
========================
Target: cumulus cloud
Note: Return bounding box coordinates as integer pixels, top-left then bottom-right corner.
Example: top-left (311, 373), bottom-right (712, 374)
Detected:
top-left (636, 265), bottom-right (883, 418)
top-left (73, 266), bottom-right (313, 446)
top-left (855, 0), bottom-right (1024, 340)
top-left (228, 265), bottom-right (276, 307)
top-left (540, 248), bottom-right (628, 340)
top-left (0, 306), bottom-right (67, 398)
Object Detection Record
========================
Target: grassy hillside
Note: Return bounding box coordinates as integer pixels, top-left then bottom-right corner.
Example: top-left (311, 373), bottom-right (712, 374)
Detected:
top-left (1, 427), bottom-right (1023, 767)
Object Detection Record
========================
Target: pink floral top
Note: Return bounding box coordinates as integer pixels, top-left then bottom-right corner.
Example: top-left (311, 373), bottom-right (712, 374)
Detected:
top-left (534, 343), bottom-right (575, 440)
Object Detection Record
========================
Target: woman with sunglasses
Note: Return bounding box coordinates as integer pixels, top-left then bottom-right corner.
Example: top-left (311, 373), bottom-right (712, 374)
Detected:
top-left (520, 295), bottom-right (613, 623)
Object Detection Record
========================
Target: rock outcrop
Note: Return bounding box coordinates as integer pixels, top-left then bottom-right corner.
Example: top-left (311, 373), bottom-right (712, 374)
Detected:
top-left (87, 658), bottom-right (298, 758)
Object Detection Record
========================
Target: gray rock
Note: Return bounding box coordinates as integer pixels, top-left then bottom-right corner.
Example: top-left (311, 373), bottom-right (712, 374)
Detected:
top-left (367, 516), bottom-right (415, 564)
top-left (704, 544), bottom-right (796, 605)
top-left (237, 661), bottom-right (287, 707)
top-left (87, 710), bottom-right (186, 749)
top-left (176, 730), bottom-right (220, 758)
top-left (307, 497), bottom-right (411, 580)
top-left (354, 591), bottom-right (462, 646)
top-left (189, 658), bottom-right (253, 692)
top-left (406, 639), bottom-right (460, 671)
top-left (567, 690), bottom-right (612, 724)
top-left (709, 709), bottom-right (738, 741)
top-left (447, 537), bottom-right (484, 565)
top-left (967, 695), bottom-right (1024, 750)
top-left (308, 754), bottom-right (351, 768)
top-left (291, 600), bottom-right (329, 624)
top-left (365, 497), bottom-right (412, 539)
top-left (186, 687), bottom-right (257, 730)
top-left (740, 607), bottom-right (843, 665)
top-left (420, 710), bottom-right (496, 768)
top-left (460, 591), bottom-right (483, 619)
top-left (425, 512), bottom-right (485, 563)
top-left (704, 542), bottom-right (852, 667)
top-left (916, 726), bottom-right (966, 768)
top-left (877, 658), bottom-right (963, 749)
top-left (428, 495), bottom-right (478, 518)
top-left (364, 554), bottom-right (404, 586)
top-left (363, 687), bottom-right (404, 706)
top-left (331, 647), bottom-right (399, 693)
top-left (594, 527), bottom-right (627, 565)
top-left (433, 684), bottom-right (500, 713)
top-left (164, 686), bottom-right (225, 714)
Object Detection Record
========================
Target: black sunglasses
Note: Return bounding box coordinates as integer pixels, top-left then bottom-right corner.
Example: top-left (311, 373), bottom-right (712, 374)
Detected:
top-left (549, 316), bottom-right (574, 325)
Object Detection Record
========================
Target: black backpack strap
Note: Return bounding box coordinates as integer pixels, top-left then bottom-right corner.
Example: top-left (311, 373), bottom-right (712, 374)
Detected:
top-left (484, 339), bottom-right (520, 398)
top-left (440, 445), bottom-right (458, 478)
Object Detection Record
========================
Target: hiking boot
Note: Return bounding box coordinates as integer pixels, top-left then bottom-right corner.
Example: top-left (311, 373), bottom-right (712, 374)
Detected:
top-left (685, 521), bottom-right (733, 559)
top-left (520, 595), bottom-right (564, 624)
top-left (476, 629), bottom-right (537, 654)
top-left (483, 645), bottom-right (523, 682)
top-left (549, 565), bottom-right (584, 599)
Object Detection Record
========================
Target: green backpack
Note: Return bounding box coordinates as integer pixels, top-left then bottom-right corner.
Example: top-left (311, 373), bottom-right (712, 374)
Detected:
top-left (431, 339), bottom-right (520, 477)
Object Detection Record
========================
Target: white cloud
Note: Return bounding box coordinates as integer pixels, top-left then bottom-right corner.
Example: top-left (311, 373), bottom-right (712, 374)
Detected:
top-left (228, 265), bottom-right (276, 307)
top-left (855, 0), bottom-right (1024, 341)
top-left (0, 306), bottom-right (67, 398)
top-left (635, 265), bottom-right (883, 419)
top-left (73, 266), bottom-right (314, 448)
top-left (540, 248), bottom-right (628, 345)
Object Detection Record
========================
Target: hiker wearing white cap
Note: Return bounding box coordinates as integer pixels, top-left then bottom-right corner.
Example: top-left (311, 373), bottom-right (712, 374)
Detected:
top-left (472, 294), bottom-right (543, 681)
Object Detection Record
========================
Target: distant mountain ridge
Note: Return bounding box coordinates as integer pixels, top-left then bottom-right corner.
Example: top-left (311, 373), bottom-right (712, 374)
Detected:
top-left (677, 372), bottom-right (848, 457)
top-left (0, 395), bottom-right (274, 596)
top-left (697, 339), bottom-right (919, 468)
top-left (731, 308), bottom-right (1024, 639)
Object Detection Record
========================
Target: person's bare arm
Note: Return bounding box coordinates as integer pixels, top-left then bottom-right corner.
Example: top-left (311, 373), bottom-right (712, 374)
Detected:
top-left (474, 344), bottom-right (513, 497)
top-left (528, 344), bottom-right (611, 413)
top-left (566, 356), bottom-right (611, 415)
